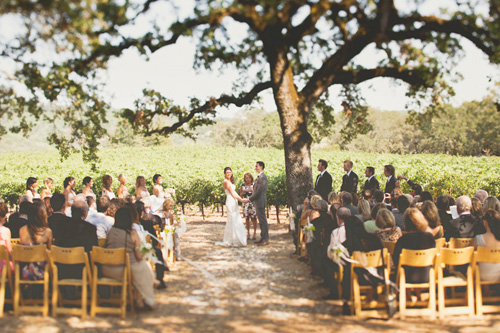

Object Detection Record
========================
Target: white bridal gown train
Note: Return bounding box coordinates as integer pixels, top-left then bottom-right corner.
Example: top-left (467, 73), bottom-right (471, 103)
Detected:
top-left (216, 184), bottom-right (247, 247)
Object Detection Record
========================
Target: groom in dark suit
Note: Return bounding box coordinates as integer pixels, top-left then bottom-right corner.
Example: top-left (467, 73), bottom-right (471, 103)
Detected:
top-left (245, 161), bottom-right (269, 246)
top-left (314, 159), bottom-right (332, 201)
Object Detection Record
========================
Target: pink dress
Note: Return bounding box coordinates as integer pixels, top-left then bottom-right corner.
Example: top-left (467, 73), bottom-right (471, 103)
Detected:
top-left (0, 225), bottom-right (13, 273)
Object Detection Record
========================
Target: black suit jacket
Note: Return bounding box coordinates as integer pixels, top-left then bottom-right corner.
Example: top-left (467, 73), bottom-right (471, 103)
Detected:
top-left (384, 176), bottom-right (397, 194)
top-left (57, 217), bottom-right (98, 253)
top-left (314, 170), bottom-right (333, 201)
top-left (48, 212), bottom-right (72, 244)
top-left (364, 176), bottom-right (380, 191)
top-left (340, 171), bottom-right (358, 194)
top-left (6, 213), bottom-right (27, 239)
top-left (444, 213), bottom-right (485, 240)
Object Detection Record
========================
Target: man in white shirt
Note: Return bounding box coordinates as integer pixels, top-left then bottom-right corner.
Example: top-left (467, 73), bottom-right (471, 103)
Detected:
top-left (85, 196), bottom-right (112, 239)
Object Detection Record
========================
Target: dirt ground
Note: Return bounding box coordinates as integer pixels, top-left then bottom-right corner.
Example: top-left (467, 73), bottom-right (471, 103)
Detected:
top-left (2, 208), bottom-right (500, 332)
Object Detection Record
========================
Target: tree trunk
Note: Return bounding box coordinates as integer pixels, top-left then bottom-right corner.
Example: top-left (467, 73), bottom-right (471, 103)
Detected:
top-left (270, 50), bottom-right (313, 216)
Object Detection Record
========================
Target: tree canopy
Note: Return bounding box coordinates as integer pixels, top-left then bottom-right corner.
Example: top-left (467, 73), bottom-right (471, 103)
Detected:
top-left (1, 0), bottom-right (499, 207)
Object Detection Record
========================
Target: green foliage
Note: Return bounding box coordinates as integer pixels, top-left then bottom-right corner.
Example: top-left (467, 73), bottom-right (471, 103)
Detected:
top-left (0, 146), bottom-right (499, 208)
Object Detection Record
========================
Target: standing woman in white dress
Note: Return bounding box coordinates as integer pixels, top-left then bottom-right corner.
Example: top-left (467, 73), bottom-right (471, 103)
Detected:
top-left (101, 174), bottom-right (115, 199)
top-left (63, 176), bottom-right (76, 215)
top-left (135, 176), bottom-right (150, 200)
top-left (218, 167), bottom-right (247, 247)
top-left (82, 176), bottom-right (96, 200)
top-left (117, 174), bottom-right (129, 199)
top-left (25, 177), bottom-right (40, 201)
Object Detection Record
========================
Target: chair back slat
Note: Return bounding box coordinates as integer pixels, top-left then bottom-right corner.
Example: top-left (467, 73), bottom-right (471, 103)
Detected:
top-left (475, 246), bottom-right (500, 264)
top-left (435, 238), bottom-right (446, 250)
top-left (10, 239), bottom-right (20, 246)
top-left (439, 246), bottom-right (474, 265)
top-left (11, 244), bottom-right (47, 262)
top-left (352, 248), bottom-right (388, 268)
top-left (450, 238), bottom-right (474, 249)
top-left (0, 245), bottom-right (9, 261)
top-left (400, 248), bottom-right (437, 267)
top-left (91, 246), bottom-right (126, 265)
top-left (49, 246), bottom-right (87, 265)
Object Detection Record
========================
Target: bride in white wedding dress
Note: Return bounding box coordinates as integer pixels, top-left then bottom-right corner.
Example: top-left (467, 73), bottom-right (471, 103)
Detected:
top-left (216, 167), bottom-right (247, 247)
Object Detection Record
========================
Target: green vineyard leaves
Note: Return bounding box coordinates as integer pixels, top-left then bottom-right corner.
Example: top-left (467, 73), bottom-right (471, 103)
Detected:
top-left (0, 146), bottom-right (499, 207)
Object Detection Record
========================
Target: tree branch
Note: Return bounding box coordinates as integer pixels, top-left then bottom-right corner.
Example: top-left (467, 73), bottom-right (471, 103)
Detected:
top-left (145, 81), bottom-right (272, 136)
top-left (332, 66), bottom-right (430, 86)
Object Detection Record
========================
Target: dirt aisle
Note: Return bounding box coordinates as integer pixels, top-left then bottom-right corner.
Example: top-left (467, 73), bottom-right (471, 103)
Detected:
top-left (3, 210), bottom-right (500, 332)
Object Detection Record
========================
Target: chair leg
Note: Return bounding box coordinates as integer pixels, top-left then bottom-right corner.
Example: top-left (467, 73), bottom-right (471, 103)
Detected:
top-left (121, 276), bottom-right (127, 319)
top-left (90, 271), bottom-right (97, 317)
top-left (467, 271), bottom-right (474, 317)
top-left (51, 278), bottom-right (58, 317)
top-left (438, 283), bottom-right (445, 319)
top-left (399, 271), bottom-right (406, 319)
top-left (13, 269), bottom-right (20, 316)
top-left (429, 272), bottom-right (436, 320)
top-left (81, 281), bottom-right (87, 320)
top-left (475, 270), bottom-right (482, 316)
top-left (43, 272), bottom-right (49, 317)
top-left (0, 279), bottom-right (5, 318)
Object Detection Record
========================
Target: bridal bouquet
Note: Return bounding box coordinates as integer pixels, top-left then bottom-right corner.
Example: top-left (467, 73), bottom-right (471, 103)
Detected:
top-left (303, 219), bottom-right (315, 244)
top-left (176, 214), bottom-right (187, 234)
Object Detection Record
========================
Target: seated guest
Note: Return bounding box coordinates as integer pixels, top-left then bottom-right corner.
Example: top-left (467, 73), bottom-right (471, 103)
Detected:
top-left (483, 196), bottom-right (500, 215)
top-left (372, 190), bottom-right (385, 205)
top-left (19, 201), bottom-right (52, 280)
top-left (57, 201), bottom-right (98, 252)
top-left (471, 197), bottom-right (483, 219)
top-left (355, 199), bottom-right (371, 222)
top-left (136, 200), bottom-right (167, 288)
top-left (393, 208), bottom-right (435, 283)
top-left (391, 196), bottom-right (405, 231)
top-left (6, 195), bottom-right (31, 238)
top-left (341, 192), bottom-right (357, 216)
top-left (43, 197), bottom-right (53, 217)
top-left (436, 195), bottom-right (452, 233)
top-left (420, 201), bottom-right (443, 239)
top-left (364, 203), bottom-right (386, 233)
top-left (308, 200), bottom-right (332, 278)
top-left (324, 207), bottom-right (351, 299)
top-left (327, 192), bottom-right (340, 205)
top-left (97, 196), bottom-right (110, 214)
top-left (0, 202), bottom-right (13, 273)
top-left (374, 208), bottom-right (402, 242)
top-left (420, 191), bottom-right (433, 203)
top-left (102, 207), bottom-right (156, 310)
top-left (48, 194), bottom-right (71, 243)
top-left (361, 189), bottom-right (372, 202)
top-left (445, 196), bottom-right (484, 240)
top-left (105, 198), bottom-right (123, 226)
top-left (85, 196), bottom-right (112, 239)
top-left (474, 189), bottom-right (489, 204)
top-left (473, 210), bottom-right (500, 281)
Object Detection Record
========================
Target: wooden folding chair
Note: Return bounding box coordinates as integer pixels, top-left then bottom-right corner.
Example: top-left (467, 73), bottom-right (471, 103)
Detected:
top-left (397, 248), bottom-right (438, 319)
top-left (11, 244), bottom-right (50, 316)
top-left (449, 238), bottom-right (473, 249)
top-left (435, 238), bottom-right (446, 250)
top-left (437, 247), bottom-right (474, 318)
top-left (90, 246), bottom-right (133, 319)
top-left (48, 246), bottom-right (91, 319)
top-left (350, 248), bottom-right (391, 319)
top-left (0, 245), bottom-right (13, 317)
top-left (10, 239), bottom-right (20, 246)
top-left (382, 241), bottom-right (397, 256)
top-left (97, 238), bottom-right (107, 248)
top-left (475, 247), bottom-right (500, 315)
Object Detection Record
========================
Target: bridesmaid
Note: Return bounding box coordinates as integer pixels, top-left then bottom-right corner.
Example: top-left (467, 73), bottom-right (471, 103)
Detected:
top-left (135, 176), bottom-right (149, 200)
top-left (117, 174), bottom-right (129, 199)
top-left (40, 177), bottom-right (53, 200)
top-left (240, 173), bottom-right (257, 240)
top-left (25, 177), bottom-right (40, 201)
top-left (82, 176), bottom-right (96, 200)
top-left (63, 176), bottom-right (76, 213)
top-left (101, 174), bottom-right (115, 199)
top-left (152, 174), bottom-right (165, 198)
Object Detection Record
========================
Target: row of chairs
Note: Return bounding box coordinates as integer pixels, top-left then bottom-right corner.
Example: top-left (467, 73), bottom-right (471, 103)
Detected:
top-left (0, 244), bottom-right (133, 319)
top-left (350, 246), bottom-right (500, 319)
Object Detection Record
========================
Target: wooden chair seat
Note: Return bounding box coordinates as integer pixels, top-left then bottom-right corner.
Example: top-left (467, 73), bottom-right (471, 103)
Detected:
top-left (11, 244), bottom-right (50, 316)
top-left (48, 246), bottom-right (91, 319)
top-left (397, 248), bottom-right (438, 319)
top-left (90, 246), bottom-right (133, 319)
top-left (437, 247), bottom-right (474, 318)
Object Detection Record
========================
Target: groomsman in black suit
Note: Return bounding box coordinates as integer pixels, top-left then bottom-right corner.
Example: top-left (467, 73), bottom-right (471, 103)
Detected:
top-left (384, 164), bottom-right (397, 195)
top-left (340, 160), bottom-right (358, 194)
top-left (363, 166), bottom-right (379, 191)
top-left (314, 159), bottom-right (332, 201)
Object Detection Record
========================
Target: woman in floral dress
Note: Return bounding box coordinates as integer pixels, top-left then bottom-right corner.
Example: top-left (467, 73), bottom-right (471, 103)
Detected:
top-left (240, 173), bottom-right (258, 240)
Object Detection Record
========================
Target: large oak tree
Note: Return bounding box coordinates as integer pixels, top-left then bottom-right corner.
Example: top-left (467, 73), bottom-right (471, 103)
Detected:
top-left (1, 0), bottom-right (499, 210)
